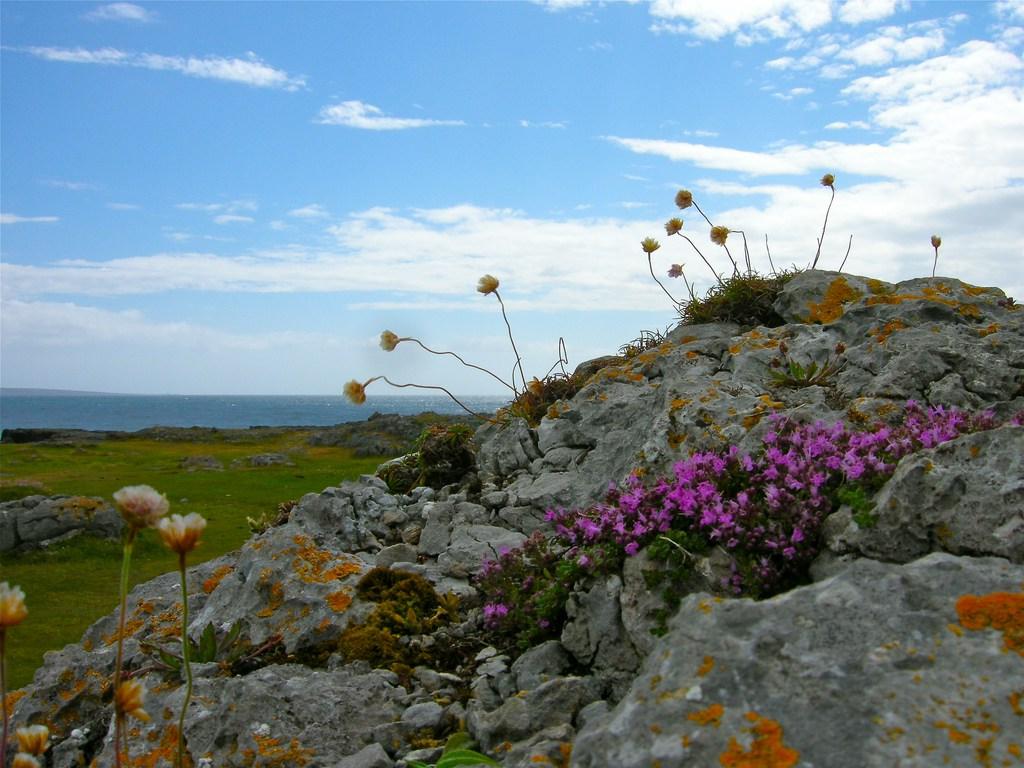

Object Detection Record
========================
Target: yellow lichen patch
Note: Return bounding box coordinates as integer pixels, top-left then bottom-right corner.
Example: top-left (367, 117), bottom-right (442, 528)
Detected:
top-left (866, 278), bottom-right (892, 295)
top-left (650, 723), bottom-right (663, 734)
top-left (978, 323), bottom-right (1000, 338)
top-left (719, 712), bottom-right (800, 768)
top-left (291, 536), bottom-right (362, 584)
top-left (326, 589), bottom-right (353, 613)
top-left (698, 599), bottom-right (714, 614)
top-left (679, 335), bottom-right (699, 344)
top-left (870, 318), bottom-right (907, 344)
top-left (697, 655), bottom-right (715, 678)
top-left (668, 432), bottom-right (687, 451)
top-left (807, 277), bottom-right (861, 324)
top-left (127, 724), bottom-right (179, 768)
top-left (688, 703), bottom-right (725, 728)
top-left (963, 284), bottom-right (992, 297)
top-left (686, 350), bottom-right (700, 360)
top-left (103, 615), bottom-right (146, 645)
top-left (671, 398), bottom-right (692, 412)
top-left (257, 581), bottom-right (285, 618)
top-left (1009, 692), bottom-right (1022, 716)
top-left (4, 689), bottom-right (27, 712)
top-left (203, 564), bottom-right (235, 594)
top-left (956, 592), bottom-right (1024, 656)
top-left (243, 734), bottom-right (315, 767)
top-left (934, 721), bottom-right (973, 744)
top-left (650, 674), bottom-right (663, 691)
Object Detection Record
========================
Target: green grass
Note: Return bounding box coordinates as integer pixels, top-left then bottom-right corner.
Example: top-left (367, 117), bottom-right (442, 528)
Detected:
top-left (0, 432), bottom-right (390, 690)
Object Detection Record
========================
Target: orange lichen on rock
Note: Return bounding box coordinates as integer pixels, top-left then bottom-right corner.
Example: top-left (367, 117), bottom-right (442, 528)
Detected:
top-left (257, 581), bottom-right (285, 618)
top-left (127, 724), bottom-right (179, 768)
top-left (1009, 691), bottom-right (1022, 716)
top-left (326, 590), bottom-right (353, 613)
top-left (806, 277), bottom-right (861, 324)
top-left (719, 712), bottom-right (800, 768)
top-left (697, 655), bottom-right (715, 677)
top-left (955, 592), bottom-right (1024, 656)
top-left (978, 323), bottom-right (1000, 337)
top-left (871, 318), bottom-right (907, 344)
top-left (203, 564), bottom-right (235, 594)
top-left (242, 734), bottom-right (315, 767)
top-left (688, 703), bottom-right (725, 728)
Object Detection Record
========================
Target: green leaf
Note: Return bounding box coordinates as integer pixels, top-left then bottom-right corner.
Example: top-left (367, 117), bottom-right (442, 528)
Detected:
top-left (199, 622), bottom-right (217, 662)
top-left (443, 732), bottom-right (475, 753)
top-left (157, 647), bottom-right (182, 670)
top-left (221, 620), bottom-right (243, 651)
top-left (436, 749), bottom-right (501, 767)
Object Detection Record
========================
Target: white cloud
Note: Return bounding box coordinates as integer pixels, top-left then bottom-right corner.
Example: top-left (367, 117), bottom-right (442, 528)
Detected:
top-left (649, 0), bottom-right (832, 43)
top-left (288, 204), bottom-right (330, 219)
top-left (519, 119), bottom-right (567, 129)
top-left (1, 300), bottom-right (317, 350)
top-left (317, 101), bottom-right (465, 130)
top-left (85, 3), bottom-right (157, 22)
top-left (995, 0), bottom-right (1024, 22)
top-left (773, 86), bottom-right (814, 100)
top-left (531, 0), bottom-right (592, 11)
top-left (213, 214), bottom-right (254, 225)
top-left (1, 214), bottom-right (60, 224)
top-left (837, 0), bottom-right (909, 25)
top-left (824, 120), bottom-right (871, 130)
top-left (177, 200), bottom-right (257, 214)
top-left (838, 26), bottom-right (945, 67)
top-left (21, 46), bottom-right (304, 90)
top-left (107, 202), bottom-right (141, 210)
top-left (41, 179), bottom-right (99, 191)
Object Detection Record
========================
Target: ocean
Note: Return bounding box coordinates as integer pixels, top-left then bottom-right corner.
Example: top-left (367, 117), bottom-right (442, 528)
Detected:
top-left (0, 391), bottom-right (509, 433)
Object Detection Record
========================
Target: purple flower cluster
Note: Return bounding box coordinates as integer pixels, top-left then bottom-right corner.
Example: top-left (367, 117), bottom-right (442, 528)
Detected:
top-left (479, 402), bottom-right (1017, 644)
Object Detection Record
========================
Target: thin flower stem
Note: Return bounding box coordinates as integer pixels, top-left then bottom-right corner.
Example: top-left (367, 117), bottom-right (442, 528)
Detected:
top-left (372, 377), bottom-right (500, 422)
top-left (657, 536), bottom-right (695, 561)
top-left (765, 233), bottom-right (777, 275)
top-left (113, 529), bottom-right (137, 768)
top-left (406, 338), bottom-right (515, 393)
top-left (493, 290), bottom-right (527, 395)
top-left (722, 243), bottom-right (740, 276)
top-left (932, 245), bottom-right (939, 278)
top-left (678, 234), bottom-right (725, 287)
top-left (542, 337), bottom-right (569, 380)
top-left (647, 254), bottom-right (682, 308)
top-left (812, 186), bottom-right (835, 269)
top-left (839, 234), bottom-right (853, 273)
top-left (176, 555), bottom-right (192, 768)
top-left (692, 200), bottom-right (715, 229)
top-left (1, 629), bottom-right (8, 768)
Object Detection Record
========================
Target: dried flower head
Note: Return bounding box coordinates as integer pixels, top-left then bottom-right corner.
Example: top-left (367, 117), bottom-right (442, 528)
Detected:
top-left (157, 513), bottom-right (207, 555)
top-left (710, 226), bottom-right (730, 246)
top-left (527, 378), bottom-right (544, 397)
top-left (16, 725), bottom-right (50, 756)
top-left (665, 218), bottom-right (683, 236)
top-left (379, 330), bottom-right (401, 352)
top-left (931, 235), bottom-right (941, 249)
top-left (113, 485), bottom-right (169, 530)
top-left (12, 755), bottom-right (41, 768)
top-left (343, 379), bottom-right (368, 405)
top-left (115, 679), bottom-right (151, 722)
top-left (675, 189), bottom-right (693, 209)
top-left (641, 237), bottom-right (661, 254)
top-left (477, 274), bottom-right (500, 295)
top-left (0, 581), bottom-right (28, 627)
top-left (668, 263), bottom-right (684, 278)
top-left (821, 173), bottom-right (835, 187)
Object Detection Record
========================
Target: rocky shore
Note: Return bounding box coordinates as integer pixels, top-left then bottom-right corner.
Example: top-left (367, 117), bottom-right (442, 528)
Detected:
top-left (7, 270), bottom-right (1023, 768)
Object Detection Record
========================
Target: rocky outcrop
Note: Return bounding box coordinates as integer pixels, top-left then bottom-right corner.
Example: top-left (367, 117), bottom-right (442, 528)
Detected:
top-left (0, 495), bottom-right (123, 553)
top-left (8, 271), bottom-right (1024, 767)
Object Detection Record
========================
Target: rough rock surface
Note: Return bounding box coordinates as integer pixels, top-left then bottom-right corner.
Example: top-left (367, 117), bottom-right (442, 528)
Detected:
top-left (0, 495), bottom-right (123, 553)
top-left (571, 554), bottom-right (1024, 768)
top-left (9, 271), bottom-right (1024, 767)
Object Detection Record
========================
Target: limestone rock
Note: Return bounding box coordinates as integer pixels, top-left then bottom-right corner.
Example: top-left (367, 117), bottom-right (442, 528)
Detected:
top-left (570, 554), bottom-right (1024, 768)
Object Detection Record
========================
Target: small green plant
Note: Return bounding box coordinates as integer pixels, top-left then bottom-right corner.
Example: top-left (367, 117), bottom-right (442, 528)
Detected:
top-left (619, 327), bottom-right (671, 359)
top-left (415, 423), bottom-right (476, 489)
top-left (246, 499), bottom-right (296, 534)
top-left (768, 341), bottom-right (847, 388)
top-left (836, 484), bottom-right (879, 528)
top-left (406, 731), bottom-right (500, 768)
top-left (141, 620), bottom-right (245, 671)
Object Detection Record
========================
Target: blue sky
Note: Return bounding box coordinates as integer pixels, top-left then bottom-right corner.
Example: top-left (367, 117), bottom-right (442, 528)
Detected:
top-left (2, 0), bottom-right (1022, 396)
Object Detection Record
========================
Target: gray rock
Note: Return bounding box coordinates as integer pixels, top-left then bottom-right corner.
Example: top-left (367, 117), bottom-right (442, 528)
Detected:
top-left (337, 743), bottom-right (394, 768)
top-left (475, 418), bottom-right (540, 479)
top-left (561, 575), bottom-right (639, 675)
top-left (2, 495), bottom-right (123, 552)
top-left (400, 701), bottom-right (446, 731)
top-left (467, 676), bottom-right (599, 752)
top-left (376, 543), bottom-right (419, 569)
top-left (417, 501), bottom-right (454, 556)
top-left (825, 425), bottom-right (1024, 563)
top-left (436, 525), bottom-right (526, 578)
top-left (510, 640), bottom-right (571, 691)
top-left (178, 455), bottom-right (224, 471)
top-left (570, 554), bottom-right (1024, 768)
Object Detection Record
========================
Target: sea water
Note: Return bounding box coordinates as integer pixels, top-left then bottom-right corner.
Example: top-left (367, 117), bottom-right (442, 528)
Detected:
top-left (0, 392), bottom-right (508, 433)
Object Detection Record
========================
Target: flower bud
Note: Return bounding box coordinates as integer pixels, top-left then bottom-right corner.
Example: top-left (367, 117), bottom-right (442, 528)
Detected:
top-left (476, 275), bottom-right (500, 295)
top-left (674, 190), bottom-right (693, 209)
top-left (821, 173), bottom-right (835, 187)
top-left (710, 226), bottom-right (730, 246)
top-left (641, 237), bottom-right (661, 254)
top-left (930, 235), bottom-right (941, 249)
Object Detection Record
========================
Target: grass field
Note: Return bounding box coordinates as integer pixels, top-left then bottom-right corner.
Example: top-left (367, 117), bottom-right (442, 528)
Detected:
top-left (0, 431), bottom-right (390, 690)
